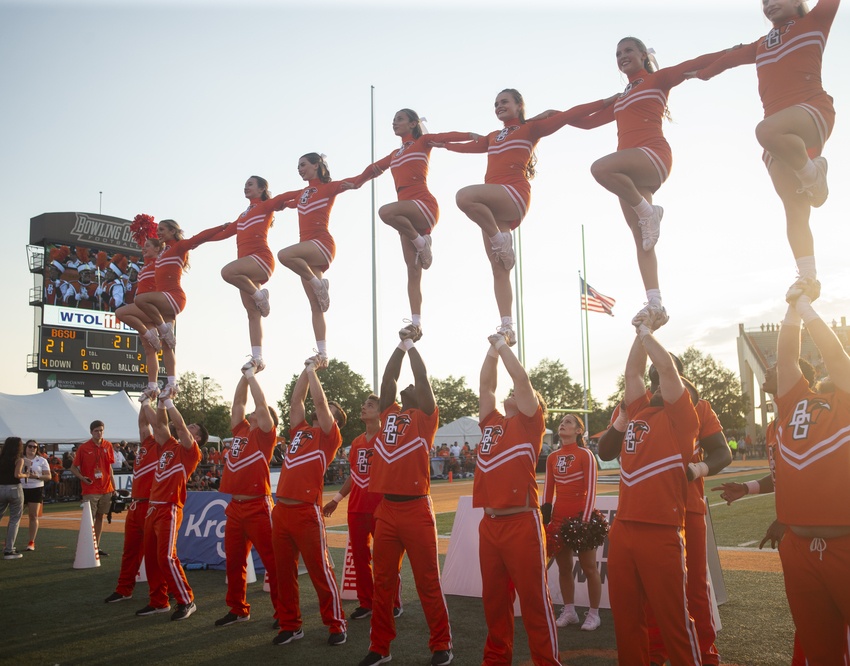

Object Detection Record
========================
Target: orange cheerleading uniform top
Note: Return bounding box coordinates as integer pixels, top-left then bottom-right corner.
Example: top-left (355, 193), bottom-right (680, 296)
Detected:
top-left (154, 224), bottom-right (227, 294)
top-left (219, 419), bottom-right (277, 496)
top-left (149, 437), bottom-right (202, 507)
top-left (687, 399), bottom-right (724, 515)
top-left (617, 390), bottom-right (699, 527)
top-left (773, 374), bottom-right (850, 526)
top-left (131, 435), bottom-right (162, 499)
top-left (275, 421), bottom-right (342, 504)
top-left (73, 439), bottom-right (115, 495)
top-left (135, 260), bottom-right (157, 296)
top-left (570, 50), bottom-right (728, 154)
top-left (473, 405), bottom-right (545, 510)
top-left (369, 403), bottom-right (439, 496)
top-left (347, 431), bottom-right (383, 514)
top-left (543, 441), bottom-right (598, 522)
top-left (695, 0), bottom-right (838, 118)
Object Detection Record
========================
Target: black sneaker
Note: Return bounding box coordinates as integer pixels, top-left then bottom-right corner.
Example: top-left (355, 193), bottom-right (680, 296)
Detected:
top-left (431, 650), bottom-right (453, 666)
top-left (272, 619), bottom-right (279, 630)
top-left (215, 612), bottom-right (250, 627)
top-left (171, 601), bottom-right (197, 621)
top-left (328, 631), bottom-right (347, 646)
top-left (98, 550), bottom-right (109, 557)
top-left (350, 606), bottom-right (372, 620)
top-left (136, 604), bottom-right (170, 616)
top-left (3, 551), bottom-right (22, 560)
top-left (393, 607), bottom-right (403, 618)
top-left (104, 592), bottom-right (132, 603)
top-left (272, 628), bottom-right (304, 645)
top-left (358, 652), bottom-right (392, 666)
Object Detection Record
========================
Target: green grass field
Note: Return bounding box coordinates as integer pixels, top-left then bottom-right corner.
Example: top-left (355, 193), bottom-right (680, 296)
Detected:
top-left (0, 470), bottom-right (795, 665)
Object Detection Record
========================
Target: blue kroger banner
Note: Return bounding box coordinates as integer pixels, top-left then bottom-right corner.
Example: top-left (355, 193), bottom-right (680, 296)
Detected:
top-left (176, 491), bottom-right (266, 573)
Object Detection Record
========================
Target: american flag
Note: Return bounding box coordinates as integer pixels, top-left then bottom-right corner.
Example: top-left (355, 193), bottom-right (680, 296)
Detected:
top-left (580, 277), bottom-right (615, 316)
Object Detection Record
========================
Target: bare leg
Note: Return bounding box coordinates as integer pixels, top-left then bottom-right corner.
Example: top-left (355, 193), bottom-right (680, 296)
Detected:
top-left (578, 548), bottom-right (602, 609)
top-left (480, 229), bottom-right (513, 318)
top-left (767, 160), bottom-right (815, 259)
top-left (221, 256), bottom-right (269, 296)
top-left (301, 275), bottom-right (326, 343)
top-left (240, 290), bottom-right (263, 349)
top-left (618, 193), bottom-right (659, 291)
top-left (555, 548), bottom-right (576, 605)
top-left (456, 184), bottom-right (519, 238)
top-left (400, 235), bottom-right (423, 315)
top-left (756, 106), bottom-right (823, 172)
top-left (278, 241), bottom-right (326, 282)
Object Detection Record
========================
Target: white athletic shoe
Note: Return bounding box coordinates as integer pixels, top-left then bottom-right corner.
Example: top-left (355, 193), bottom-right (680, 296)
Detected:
top-left (631, 303), bottom-right (669, 331)
top-left (159, 383), bottom-right (178, 400)
top-left (160, 324), bottom-right (177, 350)
top-left (497, 324), bottom-right (517, 347)
top-left (581, 612), bottom-right (601, 631)
top-left (494, 234), bottom-right (515, 270)
top-left (307, 352), bottom-right (329, 370)
top-left (555, 606), bottom-right (580, 627)
top-left (139, 386), bottom-right (160, 403)
top-left (798, 156), bottom-right (829, 208)
top-left (399, 322), bottom-right (423, 342)
top-left (638, 205), bottom-right (663, 251)
top-left (785, 276), bottom-right (821, 304)
top-left (416, 235), bottom-right (434, 270)
top-left (143, 328), bottom-right (162, 352)
top-left (312, 279), bottom-right (330, 312)
top-left (242, 357), bottom-right (265, 376)
top-left (255, 288), bottom-right (270, 317)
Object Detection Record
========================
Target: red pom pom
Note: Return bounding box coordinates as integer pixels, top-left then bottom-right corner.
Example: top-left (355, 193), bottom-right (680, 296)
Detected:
top-left (130, 213), bottom-right (157, 247)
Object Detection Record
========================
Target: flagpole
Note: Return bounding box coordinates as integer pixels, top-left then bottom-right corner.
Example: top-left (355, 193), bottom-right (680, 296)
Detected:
top-left (514, 227), bottom-right (525, 365)
top-left (370, 85), bottom-right (379, 392)
top-left (581, 225), bottom-right (591, 410)
top-left (579, 270), bottom-right (588, 412)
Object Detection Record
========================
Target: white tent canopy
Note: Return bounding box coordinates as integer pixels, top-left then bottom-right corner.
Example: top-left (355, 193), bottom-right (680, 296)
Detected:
top-left (433, 416), bottom-right (481, 449)
top-left (0, 388), bottom-right (141, 444)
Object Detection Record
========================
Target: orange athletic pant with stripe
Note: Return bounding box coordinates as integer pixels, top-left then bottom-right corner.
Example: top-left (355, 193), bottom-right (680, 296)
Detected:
top-left (225, 496), bottom-right (282, 619)
top-left (348, 511), bottom-right (401, 610)
top-left (648, 510), bottom-right (719, 665)
top-left (144, 502), bottom-right (193, 607)
top-left (479, 510), bottom-right (560, 665)
top-left (114, 499), bottom-right (147, 597)
top-left (271, 501), bottom-right (346, 635)
top-left (780, 530), bottom-right (850, 665)
top-left (369, 496), bottom-right (452, 656)
top-left (608, 519), bottom-right (701, 666)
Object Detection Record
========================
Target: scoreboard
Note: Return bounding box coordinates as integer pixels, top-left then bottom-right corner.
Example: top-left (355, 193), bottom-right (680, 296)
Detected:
top-left (39, 327), bottom-right (162, 376)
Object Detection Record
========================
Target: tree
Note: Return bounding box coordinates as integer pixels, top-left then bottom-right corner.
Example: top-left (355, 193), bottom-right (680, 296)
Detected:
top-left (277, 358), bottom-right (372, 447)
top-left (526, 358), bottom-right (603, 436)
top-left (173, 371), bottom-right (231, 440)
top-left (430, 375), bottom-right (478, 426)
top-left (681, 346), bottom-right (748, 430)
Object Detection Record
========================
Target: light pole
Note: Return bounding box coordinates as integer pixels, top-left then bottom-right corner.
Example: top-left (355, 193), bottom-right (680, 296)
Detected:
top-left (202, 376), bottom-right (210, 414)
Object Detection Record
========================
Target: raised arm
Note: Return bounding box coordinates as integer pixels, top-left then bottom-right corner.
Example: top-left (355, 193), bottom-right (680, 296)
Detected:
top-left (346, 153), bottom-right (393, 189)
top-left (639, 330), bottom-right (684, 405)
top-left (164, 401), bottom-right (195, 450)
top-left (479, 343), bottom-right (499, 420)
top-left (290, 365), bottom-right (310, 427)
top-left (184, 222), bottom-right (232, 250)
top-left (142, 399), bottom-right (171, 445)
top-left (529, 98), bottom-right (609, 138)
top-left (776, 305), bottom-right (803, 398)
top-left (138, 403), bottom-right (153, 443)
top-left (305, 360), bottom-right (335, 434)
top-left (795, 296), bottom-right (850, 393)
top-left (245, 369), bottom-right (275, 433)
top-left (597, 404), bottom-right (627, 462)
top-left (232, 374), bottom-right (249, 429)
top-left (380, 348), bottom-right (405, 412)
top-left (409, 346), bottom-right (436, 416)
top-left (624, 337), bottom-right (649, 407)
top-left (489, 334), bottom-right (537, 416)
top-left (658, 47), bottom-right (740, 88)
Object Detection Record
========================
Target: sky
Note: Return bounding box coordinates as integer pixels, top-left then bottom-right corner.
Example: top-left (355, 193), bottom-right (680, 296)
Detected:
top-left (1, 0), bottom-right (848, 416)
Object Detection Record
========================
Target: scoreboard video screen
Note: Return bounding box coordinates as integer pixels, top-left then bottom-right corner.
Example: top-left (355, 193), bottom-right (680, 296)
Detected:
top-left (38, 327), bottom-right (160, 376)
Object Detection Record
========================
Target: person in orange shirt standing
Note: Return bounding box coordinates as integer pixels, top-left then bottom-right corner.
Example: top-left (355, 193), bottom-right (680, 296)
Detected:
top-left (135, 393), bottom-right (207, 621)
top-left (215, 361), bottom-right (282, 627)
top-left (604, 313), bottom-right (700, 665)
top-left (104, 406), bottom-right (162, 604)
top-left (322, 393), bottom-right (403, 621)
top-left (692, 0), bottom-right (839, 303)
top-left (358, 331), bottom-right (452, 666)
top-left (475, 332), bottom-right (559, 665)
top-left (70, 420), bottom-right (116, 557)
top-left (271, 358), bottom-right (347, 647)
top-left (773, 287), bottom-right (850, 663)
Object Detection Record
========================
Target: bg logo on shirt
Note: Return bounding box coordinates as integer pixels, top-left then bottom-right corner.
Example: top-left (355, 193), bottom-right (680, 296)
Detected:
top-left (230, 436), bottom-right (248, 459)
top-left (624, 421), bottom-right (650, 454)
top-left (289, 430), bottom-right (314, 454)
top-left (395, 141), bottom-right (413, 157)
top-left (300, 187), bottom-right (318, 205)
top-left (620, 78), bottom-right (644, 98)
top-left (383, 413), bottom-right (411, 446)
top-left (556, 454), bottom-right (576, 474)
top-left (356, 448), bottom-right (373, 474)
top-left (765, 21), bottom-right (795, 49)
top-left (134, 447), bottom-right (147, 470)
top-left (479, 425), bottom-right (503, 454)
top-left (788, 398), bottom-right (831, 440)
top-left (158, 451), bottom-right (174, 470)
top-left (495, 126), bottom-right (519, 143)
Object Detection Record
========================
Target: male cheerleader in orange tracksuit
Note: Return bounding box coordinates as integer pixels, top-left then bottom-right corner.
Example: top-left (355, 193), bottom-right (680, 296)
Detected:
top-left (135, 393), bottom-right (207, 621)
top-left (271, 358), bottom-right (346, 647)
top-left (357, 332), bottom-right (452, 666)
top-left (322, 394), bottom-right (402, 620)
top-left (774, 289), bottom-right (850, 664)
top-left (214, 362), bottom-right (282, 627)
top-left (475, 333), bottom-right (559, 665)
top-left (605, 312), bottom-right (700, 665)
top-left (105, 403), bottom-right (162, 604)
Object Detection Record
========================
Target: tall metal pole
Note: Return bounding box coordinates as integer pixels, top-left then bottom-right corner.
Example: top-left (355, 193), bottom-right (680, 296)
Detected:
top-left (99, 191), bottom-right (102, 214)
top-left (370, 86), bottom-right (379, 392)
top-left (514, 228), bottom-right (525, 365)
top-left (581, 225), bottom-right (591, 409)
top-left (579, 270), bottom-right (588, 412)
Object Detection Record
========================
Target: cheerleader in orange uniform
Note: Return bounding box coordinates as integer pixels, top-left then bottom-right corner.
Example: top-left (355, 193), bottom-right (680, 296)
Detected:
top-left (116, 215), bottom-right (165, 397)
top-left (134, 218), bottom-right (227, 397)
top-left (275, 154), bottom-right (365, 365)
top-left (692, 0), bottom-right (839, 302)
top-left (542, 414), bottom-right (602, 632)
top-left (351, 110), bottom-right (475, 340)
top-left (567, 38), bottom-right (732, 329)
top-left (442, 89), bottom-right (608, 346)
top-left (210, 176), bottom-right (296, 372)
